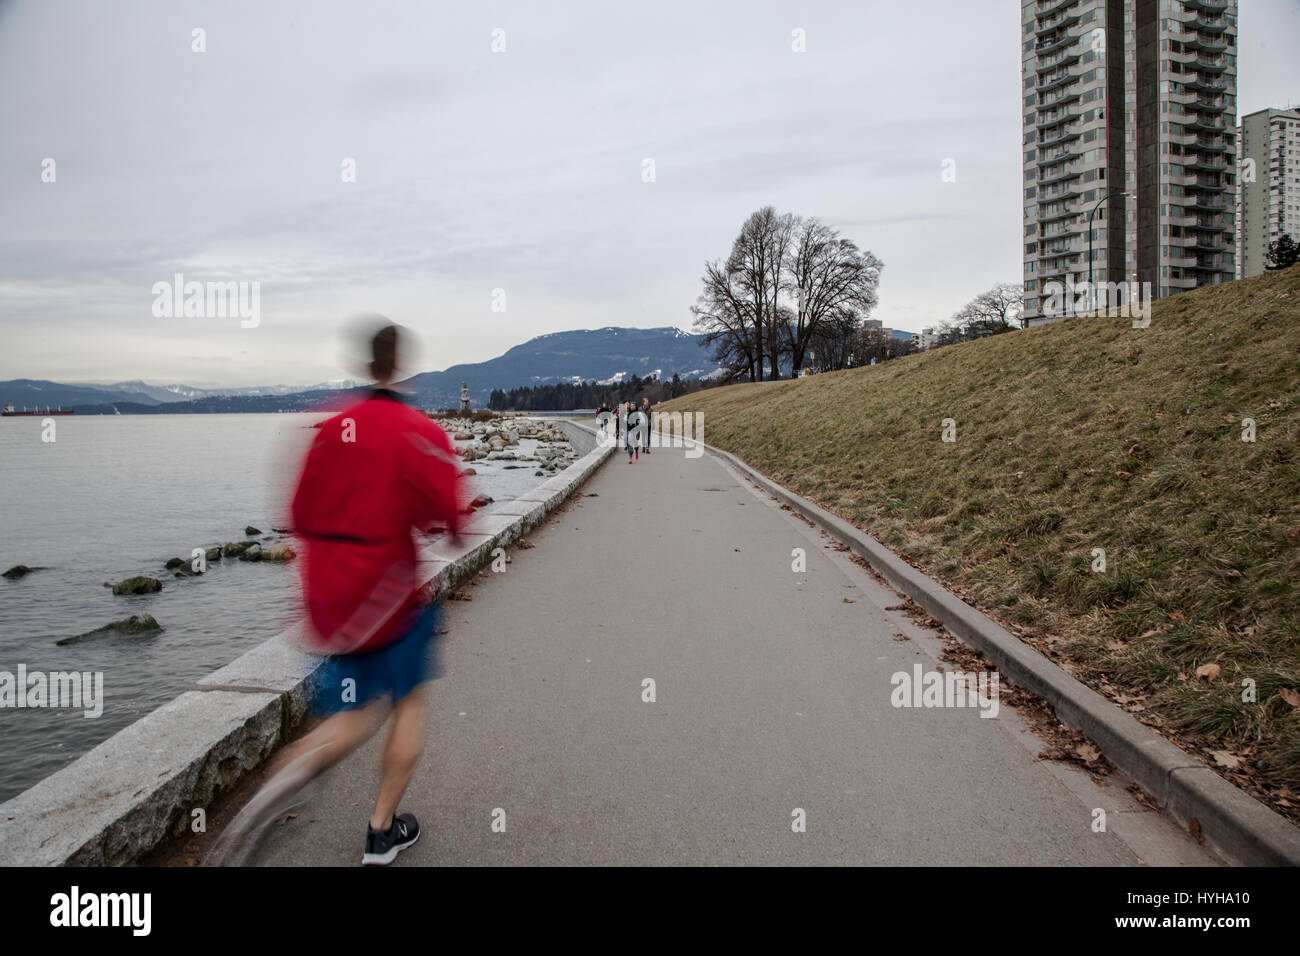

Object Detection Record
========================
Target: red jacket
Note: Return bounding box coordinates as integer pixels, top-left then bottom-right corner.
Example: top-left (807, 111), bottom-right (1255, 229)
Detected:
top-left (290, 390), bottom-right (466, 654)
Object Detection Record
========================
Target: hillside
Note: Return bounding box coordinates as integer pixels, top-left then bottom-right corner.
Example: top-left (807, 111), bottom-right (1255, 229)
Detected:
top-left (660, 267), bottom-right (1300, 814)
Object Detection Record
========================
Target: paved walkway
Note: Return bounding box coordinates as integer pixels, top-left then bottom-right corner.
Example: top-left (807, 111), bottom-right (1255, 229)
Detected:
top-left (252, 439), bottom-right (1217, 866)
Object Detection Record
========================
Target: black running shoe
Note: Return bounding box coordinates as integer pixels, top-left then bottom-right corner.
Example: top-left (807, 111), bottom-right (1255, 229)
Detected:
top-left (362, 812), bottom-right (420, 865)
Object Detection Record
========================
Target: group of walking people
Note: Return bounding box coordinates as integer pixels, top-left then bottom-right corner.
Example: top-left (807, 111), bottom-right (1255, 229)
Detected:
top-left (596, 398), bottom-right (653, 463)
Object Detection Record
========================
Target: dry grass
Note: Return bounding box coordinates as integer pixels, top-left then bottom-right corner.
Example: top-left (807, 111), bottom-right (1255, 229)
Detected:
top-left (661, 266), bottom-right (1300, 810)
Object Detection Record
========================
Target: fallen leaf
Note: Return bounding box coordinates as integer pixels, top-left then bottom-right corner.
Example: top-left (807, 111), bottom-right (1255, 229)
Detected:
top-left (843, 597), bottom-right (856, 603)
top-left (1194, 663), bottom-right (1221, 680)
top-left (1210, 750), bottom-right (1241, 769)
top-left (1279, 688), bottom-right (1300, 709)
top-left (1075, 743), bottom-right (1102, 764)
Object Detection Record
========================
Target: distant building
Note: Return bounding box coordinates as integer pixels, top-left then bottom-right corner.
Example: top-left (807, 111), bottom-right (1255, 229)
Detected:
top-left (1021, 0), bottom-right (1238, 324)
top-left (911, 328), bottom-right (939, 351)
top-left (1237, 106), bottom-right (1300, 278)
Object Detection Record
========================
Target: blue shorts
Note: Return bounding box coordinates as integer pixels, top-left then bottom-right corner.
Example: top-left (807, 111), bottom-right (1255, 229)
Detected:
top-left (311, 604), bottom-right (439, 715)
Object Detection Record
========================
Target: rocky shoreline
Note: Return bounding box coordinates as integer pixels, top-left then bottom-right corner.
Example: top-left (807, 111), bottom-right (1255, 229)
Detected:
top-left (437, 414), bottom-right (579, 477)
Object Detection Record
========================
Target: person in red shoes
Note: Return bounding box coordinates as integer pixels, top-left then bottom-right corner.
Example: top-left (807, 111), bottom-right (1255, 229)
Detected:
top-left (208, 321), bottom-right (467, 867)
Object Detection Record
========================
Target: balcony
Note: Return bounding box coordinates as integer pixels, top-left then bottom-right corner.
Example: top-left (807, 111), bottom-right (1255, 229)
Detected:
top-left (1037, 205), bottom-right (1077, 224)
top-left (1035, 10), bottom-right (1080, 36)
top-left (1035, 0), bottom-right (1075, 16)
top-left (1035, 32), bottom-right (1075, 57)
top-left (1038, 164), bottom-right (1082, 187)
top-left (1039, 124), bottom-right (1082, 147)
top-left (1036, 46), bottom-right (1081, 71)
top-left (1183, 72), bottom-right (1227, 92)
top-left (1039, 182), bottom-right (1082, 201)
top-left (1037, 106), bottom-right (1081, 127)
top-left (1183, 32), bottom-right (1228, 53)
top-left (1039, 87), bottom-right (1081, 107)
top-left (1192, 15), bottom-right (1228, 33)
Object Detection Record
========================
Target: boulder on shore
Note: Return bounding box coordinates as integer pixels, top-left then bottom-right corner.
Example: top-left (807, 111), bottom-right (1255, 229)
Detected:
top-left (111, 576), bottom-right (162, 596)
top-left (245, 525), bottom-right (262, 536)
top-left (223, 541), bottom-right (256, 558)
top-left (57, 614), bottom-right (162, 646)
top-left (260, 543), bottom-right (296, 562)
top-left (3, 565), bottom-right (37, 580)
top-left (205, 547), bottom-right (223, 562)
top-left (238, 544), bottom-right (264, 562)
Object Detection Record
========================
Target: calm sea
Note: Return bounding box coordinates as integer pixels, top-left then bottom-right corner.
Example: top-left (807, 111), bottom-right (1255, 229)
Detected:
top-left (0, 412), bottom-right (546, 801)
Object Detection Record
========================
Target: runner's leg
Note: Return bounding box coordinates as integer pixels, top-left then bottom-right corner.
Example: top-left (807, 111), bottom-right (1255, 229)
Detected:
top-left (370, 683), bottom-right (430, 830)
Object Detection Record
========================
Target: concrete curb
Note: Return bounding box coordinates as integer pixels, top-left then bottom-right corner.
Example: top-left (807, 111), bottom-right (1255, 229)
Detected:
top-left (0, 418), bottom-right (612, 867)
top-left (705, 441), bottom-right (1300, 867)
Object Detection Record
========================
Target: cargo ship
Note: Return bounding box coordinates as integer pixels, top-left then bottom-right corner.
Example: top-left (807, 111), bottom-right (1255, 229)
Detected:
top-left (2, 404), bottom-right (75, 416)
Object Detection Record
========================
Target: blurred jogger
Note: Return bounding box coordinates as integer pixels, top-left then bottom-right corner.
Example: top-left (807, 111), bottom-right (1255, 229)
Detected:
top-left (208, 322), bottom-right (466, 867)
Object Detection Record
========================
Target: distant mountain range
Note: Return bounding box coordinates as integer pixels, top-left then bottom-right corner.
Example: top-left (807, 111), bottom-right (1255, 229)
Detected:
top-left (401, 326), bottom-right (722, 408)
top-left (0, 378), bottom-right (362, 411)
top-left (0, 326), bottom-right (725, 414)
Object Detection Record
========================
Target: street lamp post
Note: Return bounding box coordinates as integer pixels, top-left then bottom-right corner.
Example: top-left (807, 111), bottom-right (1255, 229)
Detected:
top-left (1087, 189), bottom-right (1133, 313)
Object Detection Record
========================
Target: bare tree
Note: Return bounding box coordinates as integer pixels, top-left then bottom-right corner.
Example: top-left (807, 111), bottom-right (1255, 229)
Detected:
top-left (726, 207), bottom-right (794, 381)
top-left (953, 283), bottom-right (1024, 336)
top-left (785, 217), bottom-right (883, 375)
top-left (691, 259), bottom-right (759, 380)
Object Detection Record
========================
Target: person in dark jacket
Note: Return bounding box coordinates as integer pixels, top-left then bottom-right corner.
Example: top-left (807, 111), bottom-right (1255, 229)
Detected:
top-left (625, 401), bottom-right (643, 462)
top-left (639, 397), bottom-right (653, 453)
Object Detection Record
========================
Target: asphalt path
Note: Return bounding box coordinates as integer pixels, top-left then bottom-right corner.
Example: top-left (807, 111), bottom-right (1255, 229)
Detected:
top-left (251, 439), bottom-right (1218, 866)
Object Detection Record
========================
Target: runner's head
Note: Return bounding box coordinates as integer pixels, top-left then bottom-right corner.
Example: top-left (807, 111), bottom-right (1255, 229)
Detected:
top-left (370, 324), bottom-right (400, 386)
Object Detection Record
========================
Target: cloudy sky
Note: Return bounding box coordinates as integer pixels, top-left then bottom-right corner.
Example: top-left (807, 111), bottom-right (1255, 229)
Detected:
top-left (1, 0), bottom-right (1296, 387)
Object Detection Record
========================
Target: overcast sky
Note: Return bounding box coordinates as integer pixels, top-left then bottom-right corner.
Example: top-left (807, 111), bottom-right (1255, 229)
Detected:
top-left (1, 0), bottom-right (1296, 387)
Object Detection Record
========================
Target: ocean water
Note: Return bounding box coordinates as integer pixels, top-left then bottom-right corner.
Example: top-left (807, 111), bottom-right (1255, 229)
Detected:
top-left (0, 412), bottom-right (550, 801)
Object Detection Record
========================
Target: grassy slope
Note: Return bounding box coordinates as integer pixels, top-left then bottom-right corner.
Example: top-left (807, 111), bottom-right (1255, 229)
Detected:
top-left (661, 266), bottom-right (1300, 811)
